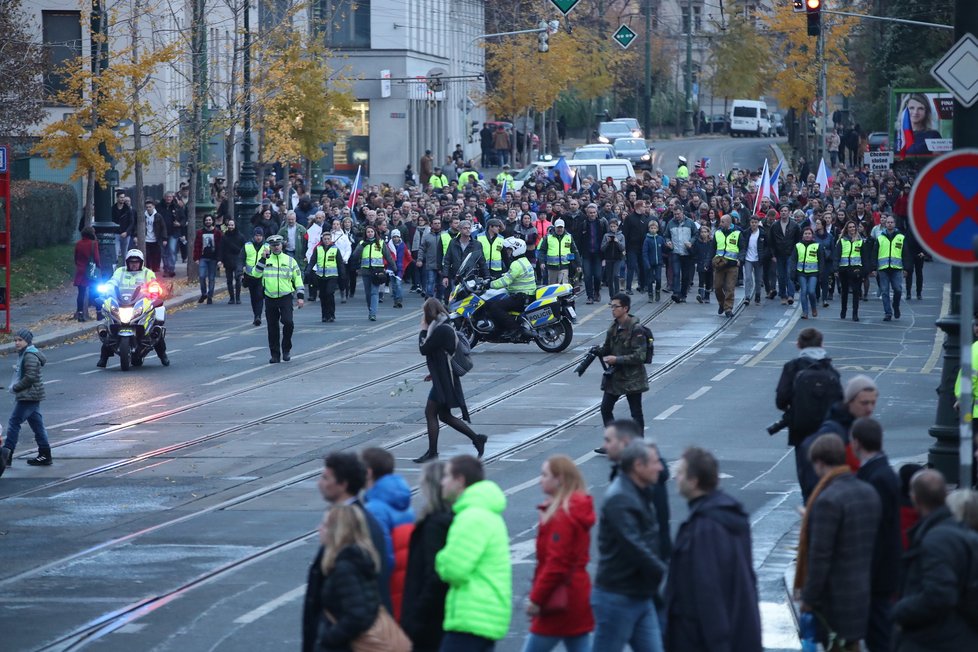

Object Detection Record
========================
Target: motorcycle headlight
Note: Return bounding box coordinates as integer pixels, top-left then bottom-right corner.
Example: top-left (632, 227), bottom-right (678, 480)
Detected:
top-left (117, 307), bottom-right (135, 323)
top-left (97, 283), bottom-right (112, 295)
top-left (130, 303), bottom-right (145, 320)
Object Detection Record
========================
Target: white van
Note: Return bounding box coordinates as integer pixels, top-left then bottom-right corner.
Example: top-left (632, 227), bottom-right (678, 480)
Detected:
top-left (729, 99), bottom-right (771, 137)
top-left (510, 158), bottom-right (635, 191)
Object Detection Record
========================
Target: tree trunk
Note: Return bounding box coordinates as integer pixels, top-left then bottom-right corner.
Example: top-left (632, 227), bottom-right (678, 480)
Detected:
top-left (85, 170), bottom-right (96, 227)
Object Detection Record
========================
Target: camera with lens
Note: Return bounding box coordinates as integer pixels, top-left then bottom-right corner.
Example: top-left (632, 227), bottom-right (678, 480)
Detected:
top-left (766, 415), bottom-right (789, 436)
top-left (575, 347), bottom-right (600, 377)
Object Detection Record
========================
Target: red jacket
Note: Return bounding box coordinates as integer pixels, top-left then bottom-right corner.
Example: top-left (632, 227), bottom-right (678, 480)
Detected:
top-left (73, 237), bottom-right (100, 287)
top-left (529, 492), bottom-right (595, 637)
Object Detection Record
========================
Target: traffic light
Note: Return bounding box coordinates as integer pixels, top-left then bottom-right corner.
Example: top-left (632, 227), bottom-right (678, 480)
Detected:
top-left (806, 0), bottom-right (821, 37)
top-left (793, 0), bottom-right (804, 11)
top-left (538, 20), bottom-right (549, 52)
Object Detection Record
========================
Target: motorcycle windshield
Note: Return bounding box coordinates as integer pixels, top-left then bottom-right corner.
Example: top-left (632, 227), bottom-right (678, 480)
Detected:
top-left (456, 253), bottom-right (475, 280)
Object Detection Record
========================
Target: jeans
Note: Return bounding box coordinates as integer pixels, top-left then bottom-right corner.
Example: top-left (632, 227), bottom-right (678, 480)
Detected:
top-left (626, 249), bottom-right (645, 291)
top-left (495, 148), bottom-right (509, 166)
top-left (744, 259), bottom-right (763, 300)
top-left (198, 259), bottom-right (217, 297)
top-left (362, 276), bottom-right (380, 317)
top-left (645, 264), bottom-right (662, 295)
top-left (76, 285), bottom-right (100, 315)
top-left (117, 234), bottom-right (133, 261)
top-left (590, 587), bottom-right (663, 652)
top-left (164, 235), bottom-right (180, 273)
top-left (581, 253), bottom-right (602, 299)
top-left (601, 392), bottom-right (644, 432)
top-left (390, 274), bottom-right (403, 304)
top-left (670, 254), bottom-right (693, 298)
top-left (879, 269), bottom-right (903, 316)
top-left (775, 256), bottom-right (795, 298)
top-left (5, 400), bottom-right (50, 451)
top-left (424, 269), bottom-right (442, 301)
top-left (798, 274), bottom-right (818, 315)
top-left (439, 631), bottom-right (495, 652)
top-left (521, 633), bottom-right (590, 652)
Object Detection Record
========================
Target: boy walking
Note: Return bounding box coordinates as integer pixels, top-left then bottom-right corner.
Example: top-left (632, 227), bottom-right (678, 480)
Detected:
top-left (2, 329), bottom-right (53, 467)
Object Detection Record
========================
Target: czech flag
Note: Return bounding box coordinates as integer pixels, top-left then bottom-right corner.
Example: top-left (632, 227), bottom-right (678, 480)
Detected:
top-left (769, 160), bottom-right (783, 204)
top-left (346, 165), bottom-right (362, 210)
top-left (549, 156), bottom-right (575, 192)
top-left (815, 159), bottom-right (832, 194)
top-left (897, 106), bottom-right (913, 160)
top-left (500, 178), bottom-right (509, 201)
top-left (752, 160), bottom-right (771, 217)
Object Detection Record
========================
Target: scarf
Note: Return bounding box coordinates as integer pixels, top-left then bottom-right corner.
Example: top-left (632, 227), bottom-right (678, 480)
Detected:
top-left (793, 465), bottom-right (852, 592)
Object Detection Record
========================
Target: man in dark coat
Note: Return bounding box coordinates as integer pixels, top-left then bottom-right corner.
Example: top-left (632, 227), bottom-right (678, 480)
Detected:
top-left (851, 418), bottom-right (902, 652)
top-left (766, 206), bottom-right (801, 303)
top-left (622, 201), bottom-right (651, 292)
top-left (665, 447), bottom-right (761, 652)
top-left (797, 434), bottom-right (881, 650)
top-left (302, 452), bottom-right (392, 652)
top-left (892, 469), bottom-right (978, 652)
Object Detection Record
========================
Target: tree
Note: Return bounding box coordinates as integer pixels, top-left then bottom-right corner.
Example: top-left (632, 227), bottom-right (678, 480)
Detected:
top-left (709, 14), bottom-right (774, 102)
top-left (0, 0), bottom-right (46, 137)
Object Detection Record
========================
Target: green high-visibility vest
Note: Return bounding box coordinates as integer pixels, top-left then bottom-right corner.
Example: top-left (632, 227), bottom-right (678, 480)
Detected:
top-left (361, 242), bottom-right (385, 269)
top-left (839, 239), bottom-right (863, 268)
top-left (259, 253), bottom-right (303, 298)
top-left (439, 231), bottom-right (452, 256)
top-left (430, 174), bottom-right (449, 189)
top-left (496, 172), bottom-right (513, 184)
top-left (715, 229), bottom-right (741, 261)
top-left (244, 241), bottom-right (262, 277)
top-left (490, 256), bottom-right (536, 295)
top-left (876, 233), bottom-right (905, 270)
top-left (795, 242), bottom-right (820, 274)
top-left (458, 171), bottom-right (479, 186)
top-left (545, 233), bottom-right (574, 268)
top-left (313, 245), bottom-right (340, 278)
top-left (478, 234), bottom-right (505, 273)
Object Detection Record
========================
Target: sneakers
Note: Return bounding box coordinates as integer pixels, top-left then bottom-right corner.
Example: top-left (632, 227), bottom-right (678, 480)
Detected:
top-left (812, 306), bottom-right (818, 317)
top-left (725, 310), bottom-right (733, 318)
top-left (787, 298), bottom-right (794, 305)
top-left (282, 351), bottom-right (291, 362)
top-left (781, 298), bottom-right (788, 305)
top-left (198, 295), bottom-right (206, 304)
top-left (586, 298), bottom-right (594, 305)
top-left (755, 296), bottom-right (761, 305)
top-left (369, 315), bottom-right (377, 321)
top-left (883, 315), bottom-right (892, 322)
top-left (394, 302), bottom-right (403, 309)
top-left (206, 297), bottom-right (213, 305)
top-left (26, 447), bottom-right (53, 466)
top-left (253, 318), bottom-right (262, 326)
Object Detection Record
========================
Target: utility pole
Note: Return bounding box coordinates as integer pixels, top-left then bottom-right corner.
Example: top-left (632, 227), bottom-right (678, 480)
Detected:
top-left (90, 0), bottom-right (118, 277)
top-left (190, 0), bottom-right (215, 282)
top-left (683, 0), bottom-right (694, 136)
top-left (235, 0), bottom-right (259, 220)
top-left (644, 0), bottom-right (652, 138)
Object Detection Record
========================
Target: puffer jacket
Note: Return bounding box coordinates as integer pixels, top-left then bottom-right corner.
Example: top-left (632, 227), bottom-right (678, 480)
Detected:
top-left (593, 315), bottom-right (649, 395)
top-left (365, 474), bottom-right (416, 621)
top-left (12, 346), bottom-right (46, 402)
top-left (436, 480), bottom-right (512, 641)
top-left (316, 545), bottom-right (381, 652)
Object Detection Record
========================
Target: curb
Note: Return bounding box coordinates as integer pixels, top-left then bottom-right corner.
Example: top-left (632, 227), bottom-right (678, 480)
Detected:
top-left (0, 286), bottom-right (227, 356)
top-left (771, 142), bottom-right (791, 174)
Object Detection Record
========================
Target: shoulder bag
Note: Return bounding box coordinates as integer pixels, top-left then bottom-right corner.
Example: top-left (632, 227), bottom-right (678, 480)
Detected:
top-left (86, 241), bottom-right (99, 281)
top-left (325, 606), bottom-right (411, 652)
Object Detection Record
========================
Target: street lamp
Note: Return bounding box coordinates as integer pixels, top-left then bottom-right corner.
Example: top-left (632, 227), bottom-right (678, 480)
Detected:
top-left (235, 0), bottom-right (259, 219)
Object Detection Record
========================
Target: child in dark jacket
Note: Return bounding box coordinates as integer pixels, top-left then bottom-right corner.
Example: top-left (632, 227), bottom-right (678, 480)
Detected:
top-left (641, 220), bottom-right (666, 302)
top-left (691, 225), bottom-right (715, 303)
top-left (600, 219), bottom-right (626, 299)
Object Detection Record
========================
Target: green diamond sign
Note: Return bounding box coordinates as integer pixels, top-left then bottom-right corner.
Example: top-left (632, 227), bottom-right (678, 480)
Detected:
top-left (613, 24), bottom-right (638, 50)
top-left (549, 0), bottom-right (580, 16)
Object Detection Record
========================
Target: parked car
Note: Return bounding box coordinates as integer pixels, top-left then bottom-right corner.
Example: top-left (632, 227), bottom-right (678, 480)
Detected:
top-left (700, 114), bottom-right (729, 134)
top-left (867, 131), bottom-right (889, 151)
top-left (729, 99), bottom-right (772, 137)
top-left (594, 121), bottom-right (633, 144)
top-left (572, 144), bottom-right (616, 160)
top-left (612, 117), bottom-right (644, 138)
top-left (770, 112), bottom-right (785, 137)
top-left (612, 138), bottom-right (653, 170)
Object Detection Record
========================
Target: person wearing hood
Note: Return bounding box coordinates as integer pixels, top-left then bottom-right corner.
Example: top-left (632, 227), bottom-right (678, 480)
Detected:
top-left (774, 328), bottom-right (843, 503)
top-left (436, 455), bottom-right (512, 650)
top-left (522, 455), bottom-right (596, 651)
top-left (664, 447), bottom-right (762, 652)
top-left (361, 447), bottom-right (415, 621)
top-left (2, 330), bottom-right (52, 467)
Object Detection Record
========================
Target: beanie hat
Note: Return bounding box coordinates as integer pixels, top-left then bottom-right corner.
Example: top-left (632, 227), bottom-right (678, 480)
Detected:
top-left (16, 329), bottom-right (33, 345)
top-left (844, 375), bottom-right (877, 403)
top-left (253, 227), bottom-right (264, 236)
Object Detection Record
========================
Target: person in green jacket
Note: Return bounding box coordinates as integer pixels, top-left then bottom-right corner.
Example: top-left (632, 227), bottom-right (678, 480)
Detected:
top-left (2, 329), bottom-right (52, 467)
top-left (436, 455), bottom-right (512, 649)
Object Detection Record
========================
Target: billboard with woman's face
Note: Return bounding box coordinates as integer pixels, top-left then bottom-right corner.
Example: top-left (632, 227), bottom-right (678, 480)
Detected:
top-left (890, 89), bottom-right (954, 156)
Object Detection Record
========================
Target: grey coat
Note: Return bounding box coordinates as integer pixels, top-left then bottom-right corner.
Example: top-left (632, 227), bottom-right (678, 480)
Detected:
top-left (11, 346), bottom-right (46, 402)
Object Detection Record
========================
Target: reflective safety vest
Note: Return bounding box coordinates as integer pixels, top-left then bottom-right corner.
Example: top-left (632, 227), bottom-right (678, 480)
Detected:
top-left (496, 172), bottom-right (513, 184)
top-left (478, 234), bottom-right (505, 274)
top-left (838, 238), bottom-right (864, 268)
top-left (876, 232), bottom-right (905, 270)
top-left (108, 267), bottom-right (156, 294)
top-left (243, 241), bottom-right (262, 277)
top-left (458, 171), bottom-right (479, 186)
top-left (490, 256), bottom-right (536, 295)
top-left (257, 252), bottom-right (303, 298)
top-left (795, 242), bottom-right (820, 274)
top-left (438, 231), bottom-right (452, 257)
top-left (714, 229), bottom-right (741, 261)
top-left (312, 245), bottom-right (340, 278)
top-left (544, 233), bottom-right (574, 268)
top-left (360, 241), bottom-right (385, 269)
top-left (676, 165), bottom-right (689, 180)
top-left (430, 174), bottom-right (449, 189)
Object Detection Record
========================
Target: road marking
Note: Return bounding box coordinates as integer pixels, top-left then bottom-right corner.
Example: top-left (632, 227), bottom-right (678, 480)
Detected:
top-left (711, 368), bottom-right (735, 381)
top-left (54, 352), bottom-right (99, 364)
top-left (751, 341), bottom-right (766, 351)
top-left (922, 282), bottom-right (951, 374)
top-left (765, 329), bottom-right (779, 339)
top-left (654, 404), bottom-right (683, 420)
top-left (195, 335), bottom-right (230, 346)
top-left (49, 393), bottom-right (181, 428)
top-left (45, 379), bottom-right (63, 384)
top-left (80, 369), bottom-right (104, 375)
top-left (686, 385), bottom-right (712, 400)
top-left (736, 354), bottom-right (752, 365)
top-left (741, 448), bottom-right (794, 490)
top-left (775, 318), bottom-right (788, 328)
top-left (218, 346), bottom-right (265, 360)
top-left (748, 306), bottom-right (803, 367)
top-left (233, 585), bottom-right (306, 624)
top-left (505, 450), bottom-right (599, 497)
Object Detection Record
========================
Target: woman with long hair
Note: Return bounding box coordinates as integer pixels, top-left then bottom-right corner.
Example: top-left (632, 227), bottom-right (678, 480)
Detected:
top-left (414, 298), bottom-right (486, 463)
top-left (522, 455), bottom-right (595, 652)
top-left (903, 93), bottom-right (942, 155)
top-left (400, 461), bottom-right (453, 651)
top-left (73, 226), bottom-right (101, 321)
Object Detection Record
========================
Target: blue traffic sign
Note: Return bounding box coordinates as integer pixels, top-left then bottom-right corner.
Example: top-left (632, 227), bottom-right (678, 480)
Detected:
top-left (0, 145), bottom-right (7, 174)
top-left (909, 149), bottom-right (978, 267)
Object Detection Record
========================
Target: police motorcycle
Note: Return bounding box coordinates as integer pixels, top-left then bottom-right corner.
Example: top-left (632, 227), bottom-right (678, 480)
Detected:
top-left (95, 250), bottom-right (168, 371)
top-left (447, 252), bottom-right (577, 353)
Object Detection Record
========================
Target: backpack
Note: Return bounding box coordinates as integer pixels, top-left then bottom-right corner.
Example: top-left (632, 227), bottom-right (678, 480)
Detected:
top-left (633, 324), bottom-right (655, 364)
top-left (789, 360), bottom-right (842, 435)
top-left (450, 329), bottom-right (474, 377)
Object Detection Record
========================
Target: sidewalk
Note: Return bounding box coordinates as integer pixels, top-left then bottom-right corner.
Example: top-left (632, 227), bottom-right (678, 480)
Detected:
top-left (0, 262), bottom-right (220, 355)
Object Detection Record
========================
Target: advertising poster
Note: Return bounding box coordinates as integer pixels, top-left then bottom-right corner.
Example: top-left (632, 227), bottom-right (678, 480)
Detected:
top-left (891, 89), bottom-right (954, 157)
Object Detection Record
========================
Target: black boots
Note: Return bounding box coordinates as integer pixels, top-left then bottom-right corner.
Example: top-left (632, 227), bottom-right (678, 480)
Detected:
top-left (26, 446), bottom-right (53, 466)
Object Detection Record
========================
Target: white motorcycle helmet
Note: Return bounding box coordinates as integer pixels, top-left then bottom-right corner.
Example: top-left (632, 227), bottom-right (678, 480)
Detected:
top-left (125, 248), bottom-right (145, 270)
top-left (501, 236), bottom-right (527, 257)
top-left (678, 156), bottom-right (688, 165)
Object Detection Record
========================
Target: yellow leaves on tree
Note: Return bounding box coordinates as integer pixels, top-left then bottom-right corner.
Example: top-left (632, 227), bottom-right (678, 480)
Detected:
top-left (709, 14), bottom-right (775, 101)
top-left (762, 5), bottom-right (856, 114)
top-left (256, 34), bottom-right (355, 166)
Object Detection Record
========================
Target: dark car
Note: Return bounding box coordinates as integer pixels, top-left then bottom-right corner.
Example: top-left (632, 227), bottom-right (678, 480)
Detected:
top-left (867, 131), bottom-right (889, 151)
top-left (700, 114), bottom-right (729, 134)
top-left (613, 138), bottom-right (653, 170)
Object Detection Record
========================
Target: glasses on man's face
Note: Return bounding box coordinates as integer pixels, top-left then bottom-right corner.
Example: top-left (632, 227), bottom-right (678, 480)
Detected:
top-left (610, 304), bottom-right (624, 310)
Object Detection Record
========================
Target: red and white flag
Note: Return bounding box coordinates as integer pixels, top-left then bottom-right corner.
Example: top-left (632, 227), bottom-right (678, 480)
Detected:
top-left (346, 165), bottom-right (362, 210)
top-left (752, 160), bottom-right (771, 216)
top-left (815, 159), bottom-right (832, 194)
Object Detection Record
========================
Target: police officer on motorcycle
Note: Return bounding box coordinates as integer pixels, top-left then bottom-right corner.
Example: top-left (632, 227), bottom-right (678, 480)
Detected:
top-left (97, 249), bottom-right (169, 367)
top-left (487, 236), bottom-right (537, 341)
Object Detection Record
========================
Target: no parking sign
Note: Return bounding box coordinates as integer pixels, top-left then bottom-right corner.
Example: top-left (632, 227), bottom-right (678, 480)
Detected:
top-left (909, 149), bottom-right (978, 267)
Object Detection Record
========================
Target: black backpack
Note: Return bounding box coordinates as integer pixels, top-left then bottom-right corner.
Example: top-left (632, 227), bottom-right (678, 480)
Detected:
top-left (634, 324), bottom-right (655, 364)
top-left (450, 329), bottom-right (474, 377)
top-left (789, 360), bottom-right (842, 435)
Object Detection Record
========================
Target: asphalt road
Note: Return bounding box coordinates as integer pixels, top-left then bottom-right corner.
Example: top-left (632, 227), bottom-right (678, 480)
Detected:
top-left (0, 136), bottom-right (946, 652)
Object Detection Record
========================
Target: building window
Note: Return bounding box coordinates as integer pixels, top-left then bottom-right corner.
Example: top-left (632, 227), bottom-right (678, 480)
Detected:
top-left (41, 11), bottom-right (82, 101)
top-left (681, 6), bottom-right (702, 33)
top-left (258, 0), bottom-right (289, 33)
top-left (318, 0), bottom-right (370, 49)
top-left (332, 100), bottom-right (370, 174)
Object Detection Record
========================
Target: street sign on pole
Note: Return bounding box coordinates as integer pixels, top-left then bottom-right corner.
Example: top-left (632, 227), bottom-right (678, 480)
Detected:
top-left (549, 0), bottom-right (580, 15)
top-left (908, 149), bottom-right (978, 267)
top-left (931, 33), bottom-right (978, 108)
top-left (613, 24), bottom-right (638, 50)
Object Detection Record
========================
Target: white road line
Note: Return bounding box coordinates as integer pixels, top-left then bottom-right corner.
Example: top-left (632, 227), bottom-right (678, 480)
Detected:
top-left (685, 385), bottom-right (712, 400)
top-left (195, 336), bottom-right (230, 346)
top-left (506, 449), bottom-right (597, 497)
top-left (711, 368), bottom-right (735, 381)
top-left (202, 367), bottom-right (260, 386)
top-left (233, 585), bottom-right (306, 624)
top-left (80, 369), bottom-right (104, 375)
top-left (736, 354), bottom-right (753, 365)
top-left (765, 329), bottom-right (779, 339)
top-left (49, 392), bottom-right (181, 428)
top-left (218, 346), bottom-right (265, 360)
top-left (654, 404), bottom-right (683, 420)
top-left (751, 341), bottom-right (766, 351)
top-left (55, 352), bottom-right (99, 364)
top-left (45, 379), bottom-right (63, 384)
top-left (775, 319), bottom-right (788, 328)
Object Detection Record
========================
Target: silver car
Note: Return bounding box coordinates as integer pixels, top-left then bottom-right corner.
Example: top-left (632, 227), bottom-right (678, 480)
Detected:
top-left (612, 117), bottom-right (644, 138)
top-left (595, 121), bottom-right (633, 144)
top-left (573, 144), bottom-right (616, 159)
top-left (613, 138), bottom-right (653, 169)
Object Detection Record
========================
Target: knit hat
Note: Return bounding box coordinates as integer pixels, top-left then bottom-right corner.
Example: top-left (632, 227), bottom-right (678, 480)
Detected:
top-left (253, 227), bottom-right (264, 236)
top-left (390, 229), bottom-right (401, 238)
top-left (844, 375), bottom-right (877, 403)
top-left (16, 329), bottom-right (33, 345)
top-left (553, 219), bottom-right (565, 228)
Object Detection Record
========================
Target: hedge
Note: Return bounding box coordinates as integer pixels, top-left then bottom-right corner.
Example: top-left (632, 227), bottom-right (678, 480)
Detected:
top-left (9, 180), bottom-right (78, 258)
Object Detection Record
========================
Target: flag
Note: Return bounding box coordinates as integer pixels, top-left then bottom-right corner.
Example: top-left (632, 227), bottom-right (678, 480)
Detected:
top-left (699, 157), bottom-right (711, 169)
top-left (769, 160), bottom-right (783, 204)
top-left (897, 106), bottom-right (913, 160)
top-left (815, 159), bottom-right (832, 194)
top-left (549, 156), bottom-right (574, 192)
top-left (500, 178), bottom-right (508, 201)
top-left (346, 165), bottom-right (362, 210)
top-left (752, 160), bottom-right (771, 216)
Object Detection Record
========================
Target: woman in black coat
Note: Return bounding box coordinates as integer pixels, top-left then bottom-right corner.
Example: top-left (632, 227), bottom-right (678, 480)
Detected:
top-left (314, 505), bottom-right (381, 652)
top-left (400, 460), bottom-right (453, 651)
top-left (218, 218), bottom-right (246, 304)
top-left (414, 298), bottom-right (486, 463)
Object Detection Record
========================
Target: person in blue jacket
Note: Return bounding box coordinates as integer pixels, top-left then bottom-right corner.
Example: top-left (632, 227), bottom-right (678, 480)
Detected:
top-left (691, 225), bottom-right (716, 304)
top-left (642, 220), bottom-right (666, 302)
